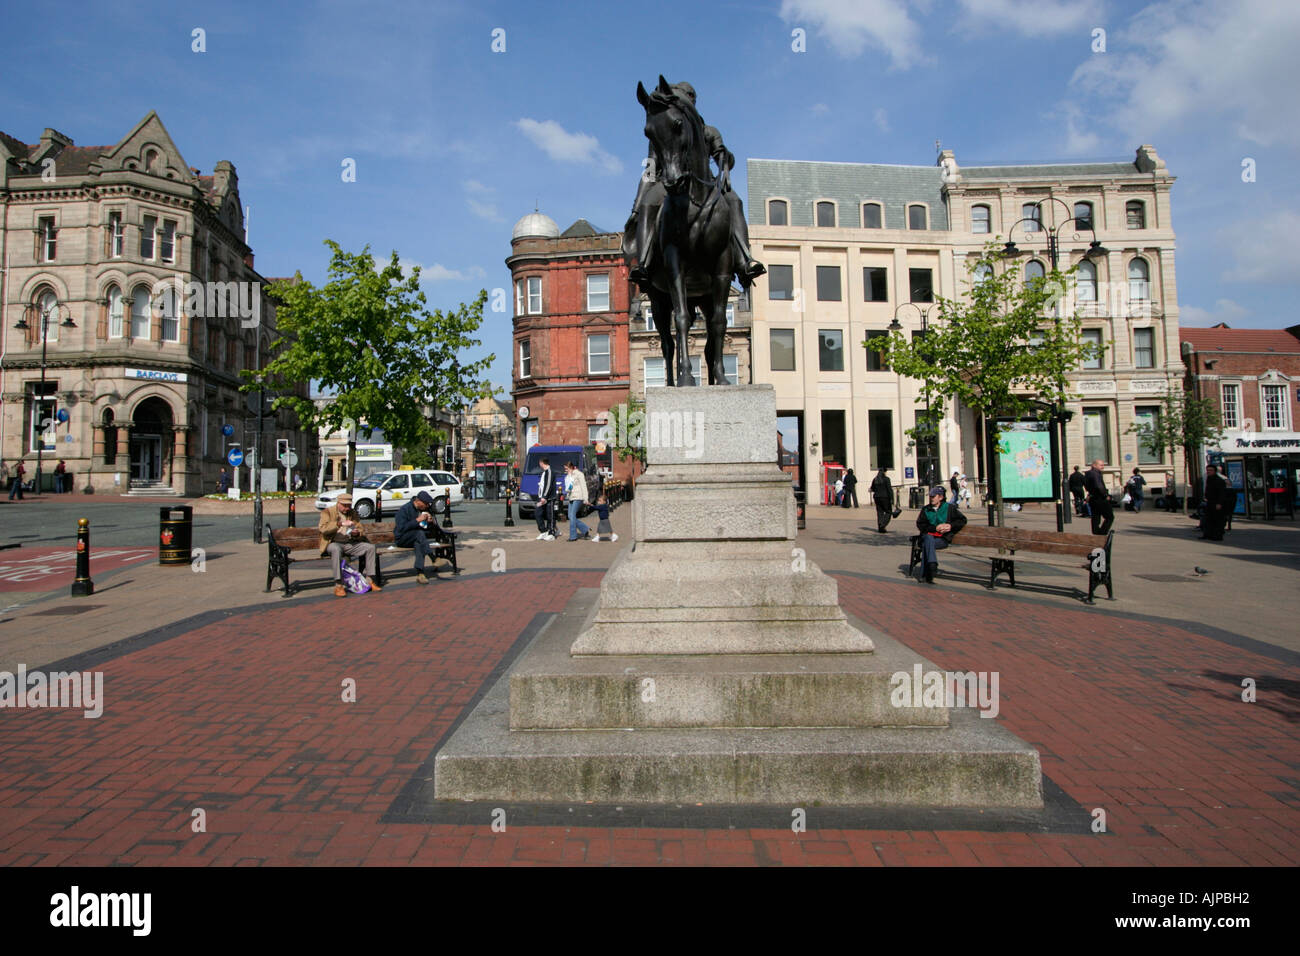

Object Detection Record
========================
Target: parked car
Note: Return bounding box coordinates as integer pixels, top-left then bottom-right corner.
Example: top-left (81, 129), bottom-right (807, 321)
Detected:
top-left (515, 444), bottom-right (602, 519)
top-left (315, 469), bottom-right (463, 518)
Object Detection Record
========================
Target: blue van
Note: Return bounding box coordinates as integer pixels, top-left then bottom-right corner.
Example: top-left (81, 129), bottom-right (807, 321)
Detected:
top-left (516, 444), bottom-right (602, 519)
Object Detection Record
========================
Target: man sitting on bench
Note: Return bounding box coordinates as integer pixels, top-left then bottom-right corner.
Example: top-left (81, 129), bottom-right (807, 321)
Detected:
top-left (395, 490), bottom-right (439, 584)
top-left (915, 485), bottom-right (967, 584)
top-left (319, 492), bottom-right (382, 598)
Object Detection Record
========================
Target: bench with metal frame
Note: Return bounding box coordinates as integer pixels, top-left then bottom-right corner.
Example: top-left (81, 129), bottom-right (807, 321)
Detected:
top-left (265, 520), bottom-right (459, 597)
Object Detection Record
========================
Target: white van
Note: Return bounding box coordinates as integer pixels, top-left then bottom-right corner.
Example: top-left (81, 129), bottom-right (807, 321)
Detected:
top-left (315, 469), bottom-right (463, 518)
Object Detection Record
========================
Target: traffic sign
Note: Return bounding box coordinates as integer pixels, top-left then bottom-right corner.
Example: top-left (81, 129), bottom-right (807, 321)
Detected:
top-left (222, 424), bottom-right (234, 437)
top-left (280, 451), bottom-right (299, 469)
top-left (227, 448), bottom-right (245, 467)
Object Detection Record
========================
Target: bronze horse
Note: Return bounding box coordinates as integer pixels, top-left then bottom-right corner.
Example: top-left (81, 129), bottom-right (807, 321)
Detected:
top-left (634, 76), bottom-right (735, 387)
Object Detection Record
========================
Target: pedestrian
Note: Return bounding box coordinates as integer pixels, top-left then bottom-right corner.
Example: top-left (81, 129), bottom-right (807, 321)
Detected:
top-left (563, 461), bottom-right (591, 541)
top-left (1084, 458), bottom-right (1113, 535)
top-left (1200, 464), bottom-right (1230, 541)
top-left (842, 468), bottom-right (859, 508)
top-left (591, 492), bottom-right (618, 543)
top-left (949, 468), bottom-right (961, 505)
top-left (958, 473), bottom-right (971, 505)
top-left (217, 467), bottom-right (230, 494)
top-left (8, 460), bottom-right (25, 500)
top-left (535, 456), bottom-right (558, 541)
top-left (1068, 465), bottom-right (1087, 516)
top-left (1126, 467), bottom-right (1146, 513)
top-left (870, 467), bottom-right (895, 533)
top-left (1164, 471), bottom-right (1177, 512)
top-left (915, 485), bottom-right (967, 583)
top-left (0, 460), bottom-right (8, 493)
top-left (394, 490), bottom-right (440, 582)
top-left (833, 475), bottom-right (844, 506)
top-left (54, 459), bottom-right (67, 493)
top-left (318, 491), bottom-right (382, 597)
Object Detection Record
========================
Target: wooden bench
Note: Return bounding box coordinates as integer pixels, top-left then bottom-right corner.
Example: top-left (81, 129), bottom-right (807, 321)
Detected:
top-left (265, 520), bottom-right (459, 596)
top-left (909, 526), bottom-right (1114, 604)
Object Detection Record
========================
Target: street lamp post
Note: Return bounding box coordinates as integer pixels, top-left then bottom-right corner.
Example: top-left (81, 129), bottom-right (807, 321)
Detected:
top-left (14, 299), bottom-right (77, 495)
top-left (1003, 197), bottom-right (1109, 532)
top-left (891, 302), bottom-right (938, 498)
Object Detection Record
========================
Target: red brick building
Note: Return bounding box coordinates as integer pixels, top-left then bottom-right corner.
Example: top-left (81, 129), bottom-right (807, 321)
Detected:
top-left (508, 212), bottom-right (637, 482)
top-left (1181, 323), bottom-right (1300, 519)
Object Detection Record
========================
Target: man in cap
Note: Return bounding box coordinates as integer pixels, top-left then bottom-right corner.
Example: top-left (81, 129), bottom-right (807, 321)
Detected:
top-left (914, 485), bottom-right (967, 584)
top-left (318, 492), bottom-right (382, 598)
top-left (394, 489), bottom-right (439, 583)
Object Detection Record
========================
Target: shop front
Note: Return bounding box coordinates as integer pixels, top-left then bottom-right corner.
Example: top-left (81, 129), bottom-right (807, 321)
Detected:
top-left (1208, 432), bottom-right (1300, 520)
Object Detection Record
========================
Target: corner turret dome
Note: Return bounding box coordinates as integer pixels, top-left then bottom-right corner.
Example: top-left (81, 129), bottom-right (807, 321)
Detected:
top-left (512, 211), bottom-right (560, 241)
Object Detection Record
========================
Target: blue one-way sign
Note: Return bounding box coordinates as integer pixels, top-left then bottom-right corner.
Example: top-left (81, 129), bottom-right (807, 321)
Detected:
top-left (227, 448), bottom-right (245, 467)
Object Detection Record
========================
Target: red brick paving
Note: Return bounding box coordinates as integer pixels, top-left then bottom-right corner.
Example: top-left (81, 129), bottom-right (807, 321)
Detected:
top-left (0, 570), bottom-right (1295, 866)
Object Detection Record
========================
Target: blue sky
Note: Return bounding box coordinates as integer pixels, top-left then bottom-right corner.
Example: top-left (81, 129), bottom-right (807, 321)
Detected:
top-left (2, 0), bottom-right (1295, 394)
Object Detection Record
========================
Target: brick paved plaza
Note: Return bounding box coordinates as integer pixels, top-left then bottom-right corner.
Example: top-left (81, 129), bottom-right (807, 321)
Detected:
top-left (1, 497), bottom-right (1295, 868)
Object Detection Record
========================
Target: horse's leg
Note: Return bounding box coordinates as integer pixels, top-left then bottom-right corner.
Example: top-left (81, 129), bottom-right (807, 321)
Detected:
top-left (664, 244), bottom-right (694, 386)
top-left (708, 274), bottom-right (730, 385)
top-left (701, 295), bottom-right (717, 384)
top-left (650, 288), bottom-right (674, 387)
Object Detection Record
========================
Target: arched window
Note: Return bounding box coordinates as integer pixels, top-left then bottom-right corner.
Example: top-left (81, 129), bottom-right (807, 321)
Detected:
top-left (156, 287), bottom-right (180, 342)
top-left (131, 286), bottom-right (150, 339)
top-left (1073, 201), bottom-right (1094, 230)
top-left (1126, 200), bottom-right (1145, 229)
top-left (973, 262), bottom-right (993, 285)
top-left (862, 203), bottom-right (882, 228)
top-left (144, 149), bottom-right (158, 173)
top-left (107, 285), bottom-right (124, 338)
top-left (768, 199), bottom-right (788, 226)
top-left (1022, 203), bottom-right (1042, 232)
top-left (907, 204), bottom-right (927, 230)
top-left (1076, 260), bottom-right (1097, 302)
top-left (815, 201), bottom-right (836, 227)
top-left (1024, 260), bottom-right (1046, 287)
top-left (971, 204), bottom-right (990, 234)
top-left (1128, 258), bottom-right (1149, 301)
top-left (35, 288), bottom-right (59, 343)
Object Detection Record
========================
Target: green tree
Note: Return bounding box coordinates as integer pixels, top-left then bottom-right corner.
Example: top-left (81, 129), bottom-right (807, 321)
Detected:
top-left (878, 244), bottom-right (1101, 525)
top-left (399, 430), bottom-right (448, 470)
top-left (252, 241), bottom-right (493, 494)
top-left (606, 392), bottom-right (647, 468)
top-left (1127, 388), bottom-right (1224, 513)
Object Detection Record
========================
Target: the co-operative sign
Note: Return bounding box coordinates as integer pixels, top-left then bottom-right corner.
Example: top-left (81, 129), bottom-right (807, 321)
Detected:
top-left (126, 367), bottom-right (188, 383)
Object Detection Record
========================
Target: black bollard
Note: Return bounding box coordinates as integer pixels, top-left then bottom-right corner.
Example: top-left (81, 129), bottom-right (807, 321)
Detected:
top-left (504, 491), bottom-right (515, 527)
top-left (71, 517), bottom-right (94, 597)
top-left (288, 493), bottom-right (297, 528)
top-left (443, 493), bottom-right (454, 528)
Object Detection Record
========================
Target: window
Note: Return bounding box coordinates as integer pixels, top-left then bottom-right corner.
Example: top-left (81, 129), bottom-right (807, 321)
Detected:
top-left (160, 219), bottom-right (176, 263)
top-left (909, 268), bottom-right (933, 303)
top-left (721, 354), bottom-right (738, 385)
top-left (1024, 259), bottom-right (1046, 288)
top-left (1263, 385), bottom-right (1288, 429)
top-left (1081, 328), bottom-right (1103, 369)
top-left (37, 216), bottom-right (56, 261)
top-left (102, 408), bottom-right (117, 465)
top-left (864, 330), bottom-right (889, 371)
top-left (1076, 260), bottom-right (1097, 302)
top-left (519, 339), bottom-right (531, 378)
top-left (973, 262), bottom-right (993, 286)
top-left (1074, 201), bottom-right (1094, 230)
top-left (818, 329), bottom-right (844, 371)
top-left (1126, 200), bottom-right (1145, 229)
top-left (907, 205), bottom-right (927, 230)
top-left (226, 335), bottom-right (237, 370)
top-left (862, 203), bottom-right (882, 229)
top-left (1022, 203), bottom-right (1042, 232)
top-left (768, 264), bottom-right (794, 300)
top-left (130, 286), bottom-right (150, 339)
top-left (1128, 258), bottom-right (1149, 301)
top-left (144, 149), bottom-right (158, 173)
top-left (770, 328), bottom-right (796, 371)
top-left (863, 266), bottom-right (888, 302)
top-left (641, 306), bottom-right (655, 332)
top-left (1083, 408), bottom-right (1110, 464)
top-left (514, 279), bottom-right (524, 316)
top-left (768, 200), bottom-right (788, 226)
top-left (971, 204), bottom-right (990, 234)
top-left (208, 327), bottom-right (220, 365)
top-left (158, 288), bottom-right (180, 342)
top-left (816, 265), bottom-right (841, 301)
top-left (33, 289), bottom-right (59, 343)
top-left (586, 273), bottom-right (609, 311)
top-left (27, 382), bottom-right (57, 454)
top-left (526, 276), bottom-right (542, 314)
top-left (869, 409), bottom-right (894, 469)
top-left (141, 215), bottom-right (157, 259)
top-left (1221, 383), bottom-right (1240, 428)
top-left (385, 474), bottom-right (410, 491)
top-left (410, 473), bottom-right (433, 488)
top-left (107, 285), bottom-right (124, 338)
top-left (1133, 327), bottom-right (1155, 368)
top-left (815, 201), bottom-right (836, 227)
top-left (644, 356), bottom-right (666, 389)
top-left (108, 212), bottom-right (124, 257)
top-left (587, 333), bottom-right (610, 375)
top-left (1134, 406), bottom-right (1162, 463)
top-left (725, 302), bottom-right (735, 327)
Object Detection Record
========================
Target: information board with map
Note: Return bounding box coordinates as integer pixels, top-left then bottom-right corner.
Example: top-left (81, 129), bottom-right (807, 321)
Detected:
top-left (995, 421), bottom-right (1056, 501)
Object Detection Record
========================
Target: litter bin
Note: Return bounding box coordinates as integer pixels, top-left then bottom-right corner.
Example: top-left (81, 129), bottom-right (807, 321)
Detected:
top-left (795, 489), bottom-right (806, 531)
top-left (908, 485), bottom-right (923, 510)
top-left (159, 505), bottom-right (193, 566)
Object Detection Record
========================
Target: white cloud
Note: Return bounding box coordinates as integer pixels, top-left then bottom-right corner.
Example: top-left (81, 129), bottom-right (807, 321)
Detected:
top-left (954, 0), bottom-right (1102, 37)
top-left (515, 118), bottom-right (622, 173)
top-left (462, 180), bottom-right (503, 222)
top-left (1179, 298), bottom-right (1249, 327)
top-left (1067, 0), bottom-right (1300, 148)
top-left (811, 102), bottom-right (830, 116)
top-left (394, 258), bottom-right (486, 283)
top-left (1061, 102), bottom-right (1101, 155)
top-left (1221, 209), bottom-right (1300, 283)
top-left (873, 107), bottom-right (890, 133)
top-left (779, 0), bottom-right (930, 69)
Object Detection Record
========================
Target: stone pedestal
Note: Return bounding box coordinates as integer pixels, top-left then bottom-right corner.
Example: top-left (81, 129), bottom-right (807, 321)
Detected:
top-left (434, 385), bottom-right (1042, 808)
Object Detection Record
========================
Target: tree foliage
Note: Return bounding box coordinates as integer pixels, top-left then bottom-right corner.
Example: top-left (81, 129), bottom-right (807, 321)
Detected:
top-left (1127, 388), bottom-right (1224, 510)
top-left (252, 241), bottom-right (494, 469)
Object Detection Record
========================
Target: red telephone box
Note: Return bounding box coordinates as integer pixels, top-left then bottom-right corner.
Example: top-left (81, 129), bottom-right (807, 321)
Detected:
top-left (822, 461), bottom-right (846, 505)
